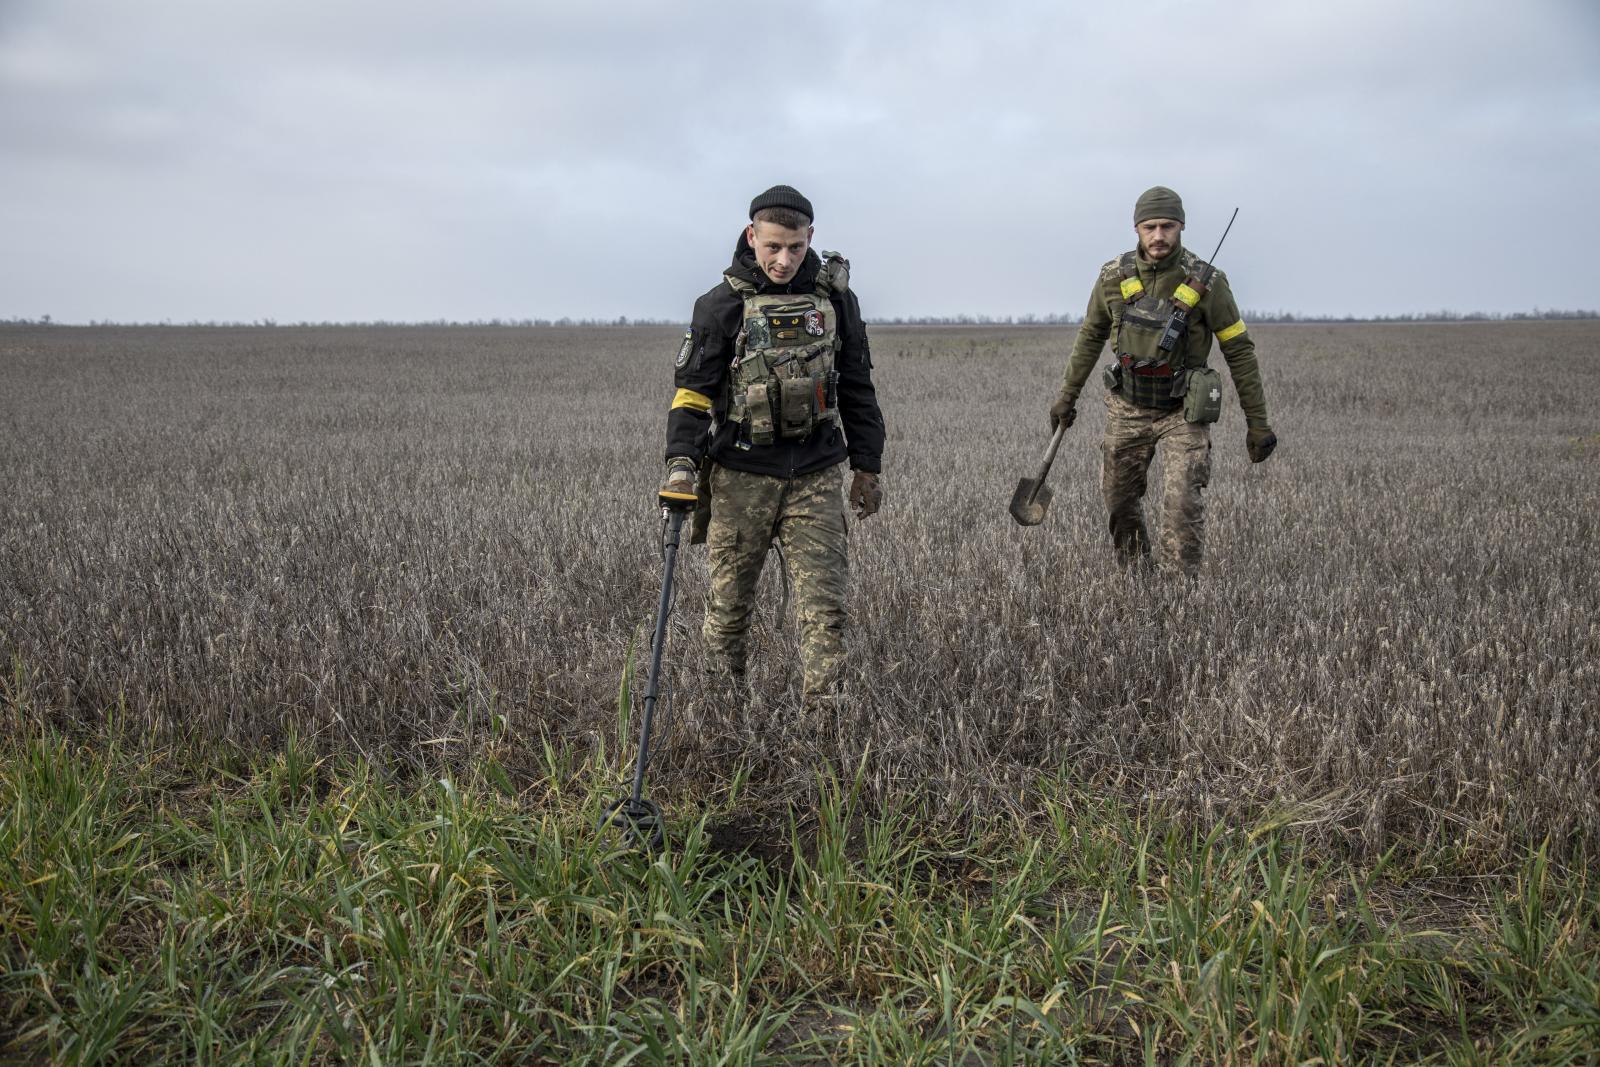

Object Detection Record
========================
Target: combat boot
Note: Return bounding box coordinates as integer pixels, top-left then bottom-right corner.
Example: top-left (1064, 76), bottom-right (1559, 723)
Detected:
top-left (1109, 515), bottom-right (1152, 569)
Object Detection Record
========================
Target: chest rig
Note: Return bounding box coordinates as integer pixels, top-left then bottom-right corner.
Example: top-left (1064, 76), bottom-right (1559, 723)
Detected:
top-left (724, 253), bottom-right (847, 447)
top-left (1110, 249), bottom-right (1211, 409)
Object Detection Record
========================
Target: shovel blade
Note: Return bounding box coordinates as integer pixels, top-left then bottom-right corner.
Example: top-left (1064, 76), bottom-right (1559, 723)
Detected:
top-left (1009, 478), bottom-right (1053, 526)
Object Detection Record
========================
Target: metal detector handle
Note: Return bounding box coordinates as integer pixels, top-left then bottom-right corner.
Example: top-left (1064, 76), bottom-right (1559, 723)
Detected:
top-left (1031, 423), bottom-right (1068, 494)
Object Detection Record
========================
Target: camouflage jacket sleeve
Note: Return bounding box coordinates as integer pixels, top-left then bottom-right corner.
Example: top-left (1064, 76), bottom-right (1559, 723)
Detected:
top-left (1202, 271), bottom-right (1269, 429)
top-left (663, 289), bottom-right (737, 463)
top-left (834, 288), bottom-right (885, 474)
top-left (1058, 267), bottom-right (1115, 400)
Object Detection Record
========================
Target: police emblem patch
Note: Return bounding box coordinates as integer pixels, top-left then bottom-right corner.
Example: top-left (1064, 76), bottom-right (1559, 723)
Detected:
top-left (674, 332), bottom-right (693, 369)
top-left (803, 309), bottom-right (824, 336)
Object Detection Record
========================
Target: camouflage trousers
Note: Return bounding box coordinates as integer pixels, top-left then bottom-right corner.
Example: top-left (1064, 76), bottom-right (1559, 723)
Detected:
top-left (702, 463), bottom-right (848, 701)
top-left (1101, 392), bottom-right (1212, 574)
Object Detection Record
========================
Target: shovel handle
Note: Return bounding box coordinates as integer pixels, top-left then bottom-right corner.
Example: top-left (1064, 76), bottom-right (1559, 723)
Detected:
top-left (1033, 423), bottom-right (1067, 484)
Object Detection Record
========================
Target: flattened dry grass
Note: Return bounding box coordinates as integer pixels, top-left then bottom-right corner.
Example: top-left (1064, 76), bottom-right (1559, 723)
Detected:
top-left (2, 322), bottom-right (1596, 857)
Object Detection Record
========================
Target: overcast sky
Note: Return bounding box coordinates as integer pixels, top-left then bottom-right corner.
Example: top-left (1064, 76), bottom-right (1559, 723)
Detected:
top-left (3, 0), bottom-right (1596, 323)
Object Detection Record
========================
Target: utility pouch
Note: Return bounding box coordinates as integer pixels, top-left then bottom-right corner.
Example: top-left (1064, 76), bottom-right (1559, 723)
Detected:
top-left (745, 381), bottom-right (776, 445)
top-left (690, 458), bottom-right (713, 545)
top-left (778, 377), bottom-right (814, 438)
top-left (1102, 362), bottom-right (1124, 392)
top-left (1182, 367), bottom-right (1223, 424)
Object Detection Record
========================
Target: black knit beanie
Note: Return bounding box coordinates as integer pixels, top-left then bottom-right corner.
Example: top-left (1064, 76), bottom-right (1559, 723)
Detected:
top-left (749, 185), bottom-right (814, 222)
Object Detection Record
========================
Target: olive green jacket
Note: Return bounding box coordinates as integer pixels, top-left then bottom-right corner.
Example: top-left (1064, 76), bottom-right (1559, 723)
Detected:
top-left (1058, 243), bottom-right (1270, 429)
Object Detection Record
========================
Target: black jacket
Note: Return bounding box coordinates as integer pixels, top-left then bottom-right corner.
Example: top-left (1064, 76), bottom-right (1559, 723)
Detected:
top-left (664, 232), bottom-right (885, 478)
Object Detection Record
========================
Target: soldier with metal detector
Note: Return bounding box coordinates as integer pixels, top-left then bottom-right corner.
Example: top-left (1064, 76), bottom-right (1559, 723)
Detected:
top-left (1046, 186), bottom-right (1276, 574)
top-left (659, 185), bottom-right (886, 710)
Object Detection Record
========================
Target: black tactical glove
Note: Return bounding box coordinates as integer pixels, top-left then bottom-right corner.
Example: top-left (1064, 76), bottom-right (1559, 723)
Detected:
top-left (659, 457), bottom-right (698, 508)
top-left (1246, 426), bottom-right (1278, 464)
top-left (848, 470), bottom-right (882, 518)
top-left (1049, 391), bottom-right (1077, 433)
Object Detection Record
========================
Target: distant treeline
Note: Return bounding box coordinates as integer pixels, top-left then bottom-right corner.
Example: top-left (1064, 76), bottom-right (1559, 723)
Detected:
top-left (864, 309), bottom-right (1600, 325)
top-left (3, 308), bottom-right (1598, 328)
top-left (1243, 308), bottom-right (1600, 323)
top-left (0, 315), bottom-right (685, 328)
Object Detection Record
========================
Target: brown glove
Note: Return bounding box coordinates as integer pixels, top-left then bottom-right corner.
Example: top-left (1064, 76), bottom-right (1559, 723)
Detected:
top-left (659, 457), bottom-right (698, 508)
top-left (1049, 391), bottom-right (1077, 433)
top-left (848, 470), bottom-right (882, 518)
top-left (1246, 427), bottom-right (1278, 464)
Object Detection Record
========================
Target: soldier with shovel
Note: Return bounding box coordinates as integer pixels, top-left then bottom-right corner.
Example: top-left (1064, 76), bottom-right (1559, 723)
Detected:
top-left (1036, 186), bottom-right (1276, 574)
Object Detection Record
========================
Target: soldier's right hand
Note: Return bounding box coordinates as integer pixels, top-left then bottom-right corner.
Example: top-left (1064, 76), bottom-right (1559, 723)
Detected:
top-left (659, 457), bottom-right (698, 508)
top-left (1049, 393), bottom-right (1077, 433)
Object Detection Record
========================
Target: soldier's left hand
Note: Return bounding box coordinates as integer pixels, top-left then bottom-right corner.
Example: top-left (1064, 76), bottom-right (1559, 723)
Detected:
top-left (848, 470), bottom-right (882, 518)
top-left (1246, 426), bottom-right (1278, 464)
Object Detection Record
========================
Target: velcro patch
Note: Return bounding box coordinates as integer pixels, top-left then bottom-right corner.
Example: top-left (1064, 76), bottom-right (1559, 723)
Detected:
top-left (674, 331), bottom-right (693, 369)
top-left (764, 302), bottom-right (814, 347)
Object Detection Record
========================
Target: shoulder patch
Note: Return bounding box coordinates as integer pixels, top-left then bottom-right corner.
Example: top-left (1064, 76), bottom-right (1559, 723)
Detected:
top-left (674, 331), bottom-right (693, 369)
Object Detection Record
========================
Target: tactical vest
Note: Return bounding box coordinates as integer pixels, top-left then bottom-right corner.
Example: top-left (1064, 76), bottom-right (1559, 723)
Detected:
top-left (1111, 249), bottom-right (1211, 409)
top-left (724, 253), bottom-right (848, 446)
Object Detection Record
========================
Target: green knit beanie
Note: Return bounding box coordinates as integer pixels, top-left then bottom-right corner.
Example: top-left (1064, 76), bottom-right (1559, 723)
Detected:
top-left (1134, 186), bottom-right (1185, 225)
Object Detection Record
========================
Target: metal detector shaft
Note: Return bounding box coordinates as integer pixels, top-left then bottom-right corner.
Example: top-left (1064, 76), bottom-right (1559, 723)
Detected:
top-left (630, 507), bottom-right (686, 805)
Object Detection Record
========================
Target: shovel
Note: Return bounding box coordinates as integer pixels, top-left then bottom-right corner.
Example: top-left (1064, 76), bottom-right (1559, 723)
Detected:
top-left (1009, 423), bottom-right (1068, 526)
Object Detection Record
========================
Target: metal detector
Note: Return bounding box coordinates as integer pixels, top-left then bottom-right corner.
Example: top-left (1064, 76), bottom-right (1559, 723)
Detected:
top-left (598, 497), bottom-right (692, 851)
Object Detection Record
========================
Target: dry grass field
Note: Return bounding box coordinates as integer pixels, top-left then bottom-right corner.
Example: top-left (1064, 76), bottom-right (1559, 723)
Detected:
top-left (4, 322), bottom-right (1596, 850)
top-left (2, 321), bottom-right (1598, 1062)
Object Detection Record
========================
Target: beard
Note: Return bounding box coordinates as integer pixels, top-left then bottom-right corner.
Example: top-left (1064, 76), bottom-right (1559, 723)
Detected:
top-left (1140, 238), bottom-right (1176, 261)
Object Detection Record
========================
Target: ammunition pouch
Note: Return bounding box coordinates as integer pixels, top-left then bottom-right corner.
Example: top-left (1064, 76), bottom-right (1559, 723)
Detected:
top-left (741, 381), bottom-right (776, 445)
top-left (779, 377), bottom-right (815, 438)
top-left (1102, 362), bottom-right (1123, 392)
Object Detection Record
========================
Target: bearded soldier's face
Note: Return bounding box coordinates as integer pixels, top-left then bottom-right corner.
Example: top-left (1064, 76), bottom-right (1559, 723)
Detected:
top-left (746, 220), bottom-right (814, 284)
top-left (1136, 219), bottom-right (1183, 261)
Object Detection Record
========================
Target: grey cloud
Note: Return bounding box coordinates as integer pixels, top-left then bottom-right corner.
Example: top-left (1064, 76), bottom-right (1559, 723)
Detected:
top-left (2, 0), bottom-right (1596, 322)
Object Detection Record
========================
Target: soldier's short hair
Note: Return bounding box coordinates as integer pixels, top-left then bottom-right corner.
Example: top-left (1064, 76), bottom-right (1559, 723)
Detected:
top-left (752, 206), bottom-right (812, 231)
